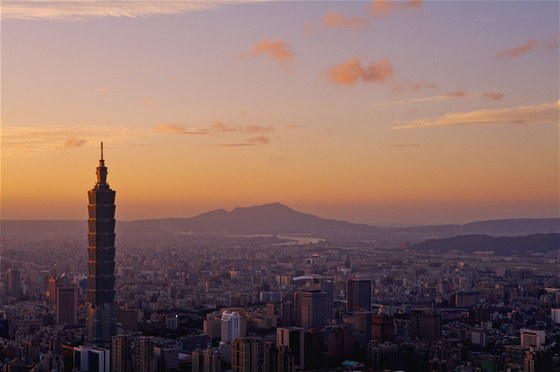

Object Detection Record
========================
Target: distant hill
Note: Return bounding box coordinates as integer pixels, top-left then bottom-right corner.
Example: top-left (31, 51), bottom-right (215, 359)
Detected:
top-left (118, 202), bottom-right (374, 235)
top-left (1, 203), bottom-right (558, 238)
top-left (411, 233), bottom-right (560, 256)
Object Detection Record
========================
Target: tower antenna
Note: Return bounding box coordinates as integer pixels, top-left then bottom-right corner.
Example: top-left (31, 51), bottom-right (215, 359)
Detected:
top-left (101, 141), bottom-right (104, 160)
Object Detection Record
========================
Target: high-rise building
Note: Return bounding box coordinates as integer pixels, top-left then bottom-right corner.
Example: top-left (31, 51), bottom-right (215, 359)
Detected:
top-left (411, 309), bottom-right (441, 342)
top-left (111, 335), bottom-right (132, 372)
top-left (133, 336), bottom-right (155, 372)
top-left (192, 348), bottom-right (220, 372)
top-left (56, 286), bottom-right (77, 325)
top-left (372, 314), bottom-right (394, 343)
top-left (294, 290), bottom-right (327, 329)
top-left (276, 327), bottom-right (304, 370)
top-left (221, 310), bottom-right (242, 342)
top-left (8, 269), bottom-right (21, 297)
top-left (520, 328), bottom-right (546, 349)
top-left (48, 276), bottom-right (58, 304)
top-left (85, 143), bottom-right (117, 346)
top-left (231, 337), bottom-right (261, 372)
top-left (347, 279), bottom-right (371, 313)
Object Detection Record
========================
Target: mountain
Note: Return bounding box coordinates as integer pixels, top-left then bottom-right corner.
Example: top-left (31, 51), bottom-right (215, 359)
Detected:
top-left (411, 233), bottom-right (560, 256)
top-left (1, 203), bottom-right (558, 238)
top-left (118, 202), bottom-right (374, 235)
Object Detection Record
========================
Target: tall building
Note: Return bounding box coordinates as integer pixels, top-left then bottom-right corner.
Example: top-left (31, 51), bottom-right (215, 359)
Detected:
top-left (372, 314), bottom-right (394, 343)
top-left (85, 143), bottom-right (117, 346)
top-left (133, 336), bottom-right (155, 372)
top-left (192, 348), bottom-right (220, 372)
top-left (231, 337), bottom-right (261, 372)
top-left (111, 335), bottom-right (132, 372)
top-left (221, 310), bottom-right (242, 342)
top-left (8, 269), bottom-right (21, 297)
top-left (347, 278), bottom-right (372, 313)
top-left (294, 290), bottom-right (327, 329)
top-left (48, 276), bottom-right (58, 304)
top-left (56, 286), bottom-right (77, 325)
top-left (411, 309), bottom-right (441, 342)
top-left (276, 327), bottom-right (304, 370)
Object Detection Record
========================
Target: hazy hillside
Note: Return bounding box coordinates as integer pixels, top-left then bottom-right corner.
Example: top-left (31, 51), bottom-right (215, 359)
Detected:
top-left (411, 233), bottom-right (560, 256)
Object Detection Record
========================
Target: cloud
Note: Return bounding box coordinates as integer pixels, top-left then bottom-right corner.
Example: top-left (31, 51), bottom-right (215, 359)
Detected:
top-left (495, 40), bottom-right (539, 59)
top-left (391, 81), bottom-right (437, 93)
top-left (1, 1), bottom-right (251, 21)
top-left (285, 124), bottom-right (307, 129)
top-left (373, 91), bottom-right (505, 107)
top-left (327, 57), bottom-right (394, 86)
top-left (394, 100), bottom-right (559, 129)
top-left (482, 92), bottom-right (505, 101)
top-left (322, 12), bottom-right (369, 30)
top-left (1, 125), bottom-right (148, 159)
top-left (371, 0), bottom-right (422, 15)
top-left (155, 124), bottom-right (209, 135)
top-left (63, 138), bottom-right (87, 148)
top-left (155, 122), bottom-right (273, 135)
top-left (495, 38), bottom-right (559, 60)
top-left (210, 122), bottom-right (274, 134)
top-left (247, 136), bottom-right (270, 144)
top-left (250, 39), bottom-right (295, 67)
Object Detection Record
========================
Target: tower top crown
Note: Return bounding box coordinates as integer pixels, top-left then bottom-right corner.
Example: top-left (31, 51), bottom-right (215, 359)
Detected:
top-left (96, 141), bottom-right (108, 187)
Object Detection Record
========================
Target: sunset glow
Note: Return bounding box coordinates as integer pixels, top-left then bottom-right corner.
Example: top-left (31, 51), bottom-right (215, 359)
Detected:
top-left (1, 0), bottom-right (558, 224)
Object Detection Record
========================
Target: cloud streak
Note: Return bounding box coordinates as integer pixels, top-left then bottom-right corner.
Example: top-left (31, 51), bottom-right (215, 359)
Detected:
top-left (1, 0), bottom-right (262, 21)
top-left (155, 122), bottom-right (274, 135)
top-left (250, 39), bottom-right (295, 67)
top-left (371, 0), bottom-right (422, 15)
top-left (373, 90), bottom-right (505, 107)
top-left (394, 100), bottom-right (559, 129)
top-left (327, 57), bottom-right (394, 86)
top-left (322, 12), bottom-right (369, 30)
top-left (1, 125), bottom-right (149, 159)
top-left (495, 38), bottom-right (559, 59)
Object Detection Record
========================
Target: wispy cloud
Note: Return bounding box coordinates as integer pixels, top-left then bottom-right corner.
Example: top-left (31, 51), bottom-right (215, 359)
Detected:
top-left (155, 122), bottom-right (274, 135)
top-left (64, 138), bottom-right (87, 148)
top-left (373, 90), bottom-right (505, 107)
top-left (322, 12), bottom-right (369, 30)
top-left (371, 0), bottom-right (422, 15)
top-left (394, 100), bottom-right (559, 129)
top-left (249, 39), bottom-right (295, 68)
top-left (327, 57), bottom-right (394, 86)
top-left (1, 125), bottom-right (148, 159)
top-left (1, 1), bottom-right (251, 21)
top-left (247, 136), bottom-right (270, 144)
top-left (495, 38), bottom-right (559, 60)
top-left (391, 81), bottom-right (437, 93)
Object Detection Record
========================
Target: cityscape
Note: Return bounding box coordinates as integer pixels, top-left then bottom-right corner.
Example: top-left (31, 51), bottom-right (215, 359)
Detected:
top-left (1, 1), bottom-right (559, 372)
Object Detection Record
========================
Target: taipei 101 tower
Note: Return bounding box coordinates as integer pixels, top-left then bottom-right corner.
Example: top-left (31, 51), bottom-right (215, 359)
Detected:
top-left (86, 142), bottom-right (117, 346)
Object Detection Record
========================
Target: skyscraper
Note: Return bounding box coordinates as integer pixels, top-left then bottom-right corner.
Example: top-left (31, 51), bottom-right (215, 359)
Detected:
top-left (85, 143), bottom-right (117, 346)
top-left (347, 278), bottom-right (372, 313)
top-left (56, 286), bottom-right (77, 325)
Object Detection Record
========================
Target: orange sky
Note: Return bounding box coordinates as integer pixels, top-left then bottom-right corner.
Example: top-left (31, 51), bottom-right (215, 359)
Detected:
top-left (1, 1), bottom-right (558, 224)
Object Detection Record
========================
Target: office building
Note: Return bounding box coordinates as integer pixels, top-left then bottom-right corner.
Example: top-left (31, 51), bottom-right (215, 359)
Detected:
top-left (8, 269), bottom-right (21, 297)
top-left (347, 278), bottom-right (372, 313)
top-left (85, 143), bottom-right (117, 346)
top-left (56, 286), bottom-right (77, 325)
top-left (294, 290), bottom-right (327, 329)
top-left (520, 328), bottom-right (546, 349)
top-left (276, 327), bottom-right (304, 370)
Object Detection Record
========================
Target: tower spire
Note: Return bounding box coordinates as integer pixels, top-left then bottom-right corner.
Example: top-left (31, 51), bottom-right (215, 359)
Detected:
top-left (96, 141), bottom-right (108, 186)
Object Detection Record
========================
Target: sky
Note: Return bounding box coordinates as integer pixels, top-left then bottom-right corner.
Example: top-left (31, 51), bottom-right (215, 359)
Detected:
top-left (1, 0), bottom-right (559, 225)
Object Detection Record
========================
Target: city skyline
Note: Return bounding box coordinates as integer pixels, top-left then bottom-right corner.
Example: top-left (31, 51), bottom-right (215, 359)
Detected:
top-left (2, 0), bottom-right (559, 224)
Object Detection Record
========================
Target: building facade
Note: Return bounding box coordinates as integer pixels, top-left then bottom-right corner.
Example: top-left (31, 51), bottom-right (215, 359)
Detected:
top-left (85, 143), bottom-right (117, 346)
